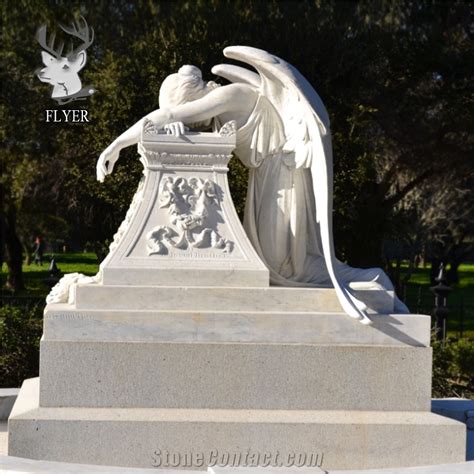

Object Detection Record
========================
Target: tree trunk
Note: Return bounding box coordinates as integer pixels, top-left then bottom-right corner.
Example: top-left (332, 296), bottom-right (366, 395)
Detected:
top-left (93, 240), bottom-right (109, 263)
top-left (430, 259), bottom-right (442, 285)
top-left (23, 241), bottom-right (32, 265)
top-left (345, 196), bottom-right (387, 268)
top-left (0, 211), bottom-right (5, 271)
top-left (447, 261), bottom-right (460, 285)
top-left (4, 205), bottom-right (25, 291)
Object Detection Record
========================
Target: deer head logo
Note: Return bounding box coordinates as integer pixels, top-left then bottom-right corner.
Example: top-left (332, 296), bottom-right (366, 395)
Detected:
top-left (36, 16), bottom-right (96, 104)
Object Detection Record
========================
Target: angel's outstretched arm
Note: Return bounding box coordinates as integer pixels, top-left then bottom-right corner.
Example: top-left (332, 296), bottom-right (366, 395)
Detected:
top-left (96, 84), bottom-right (254, 181)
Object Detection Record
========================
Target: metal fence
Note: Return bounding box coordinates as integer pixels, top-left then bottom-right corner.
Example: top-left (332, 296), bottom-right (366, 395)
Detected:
top-left (402, 281), bottom-right (473, 338)
top-left (406, 303), bottom-right (473, 339)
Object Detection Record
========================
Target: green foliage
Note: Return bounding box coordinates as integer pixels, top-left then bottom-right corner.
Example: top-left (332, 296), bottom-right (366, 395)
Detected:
top-left (228, 156), bottom-right (249, 219)
top-left (1, 0), bottom-right (472, 272)
top-left (0, 303), bottom-right (43, 388)
top-left (432, 337), bottom-right (474, 399)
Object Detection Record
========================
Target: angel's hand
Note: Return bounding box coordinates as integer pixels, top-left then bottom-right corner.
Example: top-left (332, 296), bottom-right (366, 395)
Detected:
top-left (164, 121), bottom-right (188, 137)
top-left (96, 142), bottom-right (121, 182)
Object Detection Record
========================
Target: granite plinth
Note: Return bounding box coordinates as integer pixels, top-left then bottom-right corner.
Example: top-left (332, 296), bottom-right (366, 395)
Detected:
top-left (9, 378), bottom-right (466, 471)
top-left (38, 339), bottom-right (432, 411)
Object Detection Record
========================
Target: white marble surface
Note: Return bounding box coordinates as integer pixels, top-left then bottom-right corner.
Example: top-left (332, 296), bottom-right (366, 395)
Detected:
top-left (94, 46), bottom-right (412, 323)
top-left (98, 129), bottom-right (269, 288)
top-left (43, 305), bottom-right (430, 346)
top-left (73, 285), bottom-right (397, 314)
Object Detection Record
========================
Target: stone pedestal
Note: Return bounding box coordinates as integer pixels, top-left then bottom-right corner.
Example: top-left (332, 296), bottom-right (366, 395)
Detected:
top-left (8, 127), bottom-right (466, 470)
top-left (100, 120), bottom-right (268, 288)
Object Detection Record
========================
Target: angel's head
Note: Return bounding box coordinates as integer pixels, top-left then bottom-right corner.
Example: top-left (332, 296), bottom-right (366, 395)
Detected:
top-left (159, 65), bottom-right (218, 108)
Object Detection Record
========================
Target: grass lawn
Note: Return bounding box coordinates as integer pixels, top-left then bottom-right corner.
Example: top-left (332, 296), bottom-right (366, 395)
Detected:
top-left (1, 252), bottom-right (100, 297)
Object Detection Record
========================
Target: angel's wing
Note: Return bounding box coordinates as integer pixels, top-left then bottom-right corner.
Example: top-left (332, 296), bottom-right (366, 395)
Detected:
top-left (221, 46), bottom-right (371, 324)
top-left (211, 64), bottom-right (260, 88)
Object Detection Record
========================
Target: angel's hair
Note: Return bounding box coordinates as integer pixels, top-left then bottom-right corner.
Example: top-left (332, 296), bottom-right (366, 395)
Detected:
top-left (159, 65), bottom-right (218, 108)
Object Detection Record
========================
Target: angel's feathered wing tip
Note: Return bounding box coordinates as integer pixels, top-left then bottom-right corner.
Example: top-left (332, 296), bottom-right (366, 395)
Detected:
top-left (223, 46), bottom-right (279, 64)
top-left (211, 64), bottom-right (261, 88)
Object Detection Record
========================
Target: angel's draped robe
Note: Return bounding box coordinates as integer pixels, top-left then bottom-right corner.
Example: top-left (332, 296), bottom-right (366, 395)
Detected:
top-left (234, 94), bottom-right (399, 294)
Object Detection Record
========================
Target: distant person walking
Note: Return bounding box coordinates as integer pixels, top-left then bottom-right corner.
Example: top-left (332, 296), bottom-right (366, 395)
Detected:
top-left (33, 235), bottom-right (45, 265)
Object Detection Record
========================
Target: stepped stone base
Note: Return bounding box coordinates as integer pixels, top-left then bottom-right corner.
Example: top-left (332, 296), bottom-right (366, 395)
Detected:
top-left (9, 378), bottom-right (466, 471)
top-left (9, 296), bottom-right (466, 469)
top-left (43, 301), bottom-right (430, 346)
top-left (72, 285), bottom-right (395, 314)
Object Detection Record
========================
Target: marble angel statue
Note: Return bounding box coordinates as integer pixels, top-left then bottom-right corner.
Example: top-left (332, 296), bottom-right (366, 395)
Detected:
top-left (96, 46), bottom-right (408, 324)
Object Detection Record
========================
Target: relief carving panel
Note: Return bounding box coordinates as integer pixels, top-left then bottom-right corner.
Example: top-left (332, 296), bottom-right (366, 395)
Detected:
top-left (146, 176), bottom-right (233, 256)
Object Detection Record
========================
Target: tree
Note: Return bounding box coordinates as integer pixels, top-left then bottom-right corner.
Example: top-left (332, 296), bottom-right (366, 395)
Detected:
top-left (397, 172), bottom-right (474, 284)
top-left (331, 0), bottom-right (473, 266)
top-left (1, 0), bottom-right (473, 290)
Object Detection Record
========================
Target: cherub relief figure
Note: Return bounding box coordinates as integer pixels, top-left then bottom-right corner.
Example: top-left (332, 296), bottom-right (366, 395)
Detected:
top-left (97, 46), bottom-right (408, 324)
